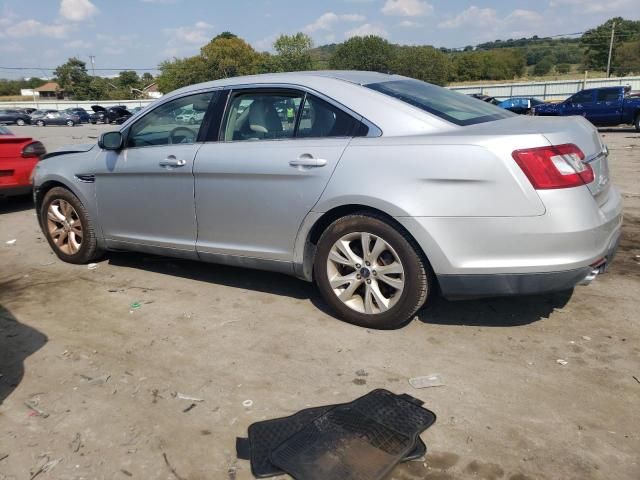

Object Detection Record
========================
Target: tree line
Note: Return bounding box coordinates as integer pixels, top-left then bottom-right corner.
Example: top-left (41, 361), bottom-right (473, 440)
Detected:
top-left (1, 16), bottom-right (638, 99)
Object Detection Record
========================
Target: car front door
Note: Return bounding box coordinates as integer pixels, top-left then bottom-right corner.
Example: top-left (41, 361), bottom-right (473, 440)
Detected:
top-left (563, 90), bottom-right (595, 118)
top-left (94, 90), bottom-right (217, 257)
top-left (194, 88), bottom-right (367, 267)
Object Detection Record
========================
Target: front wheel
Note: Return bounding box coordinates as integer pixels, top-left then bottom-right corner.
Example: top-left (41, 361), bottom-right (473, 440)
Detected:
top-left (16, 119), bottom-right (25, 126)
top-left (635, 114), bottom-right (640, 132)
top-left (314, 213), bottom-right (432, 329)
top-left (36, 120), bottom-right (45, 127)
top-left (66, 120), bottom-right (75, 127)
top-left (40, 187), bottom-right (99, 264)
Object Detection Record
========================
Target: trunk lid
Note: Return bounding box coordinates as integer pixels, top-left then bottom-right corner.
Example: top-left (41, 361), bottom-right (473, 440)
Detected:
top-left (465, 115), bottom-right (610, 205)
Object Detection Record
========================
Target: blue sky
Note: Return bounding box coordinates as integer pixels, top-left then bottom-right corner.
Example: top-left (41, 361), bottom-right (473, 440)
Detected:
top-left (0, 0), bottom-right (638, 79)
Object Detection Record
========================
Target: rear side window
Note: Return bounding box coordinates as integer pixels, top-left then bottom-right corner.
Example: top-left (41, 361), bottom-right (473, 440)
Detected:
top-left (366, 79), bottom-right (514, 126)
top-left (297, 95), bottom-right (363, 138)
top-left (596, 89), bottom-right (620, 102)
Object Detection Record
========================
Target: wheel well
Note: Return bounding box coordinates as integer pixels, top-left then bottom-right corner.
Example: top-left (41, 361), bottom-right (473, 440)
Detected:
top-left (35, 181), bottom-right (69, 213)
top-left (304, 204), bottom-right (435, 285)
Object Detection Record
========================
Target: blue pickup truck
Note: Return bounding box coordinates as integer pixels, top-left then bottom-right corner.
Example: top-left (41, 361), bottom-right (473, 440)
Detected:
top-left (533, 86), bottom-right (640, 131)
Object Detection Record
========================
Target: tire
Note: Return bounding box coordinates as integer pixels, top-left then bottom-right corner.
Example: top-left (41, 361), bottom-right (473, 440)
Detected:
top-left (36, 120), bottom-right (45, 127)
top-left (314, 212), bottom-right (432, 329)
top-left (16, 119), bottom-right (25, 126)
top-left (635, 114), bottom-right (640, 132)
top-left (40, 187), bottom-right (99, 264)
top-left (66, 120), bottom-right (75, 127)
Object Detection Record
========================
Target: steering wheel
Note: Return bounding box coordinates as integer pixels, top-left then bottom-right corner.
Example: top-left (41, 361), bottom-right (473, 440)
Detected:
top-left (168, 126), bottom-right (197, 145)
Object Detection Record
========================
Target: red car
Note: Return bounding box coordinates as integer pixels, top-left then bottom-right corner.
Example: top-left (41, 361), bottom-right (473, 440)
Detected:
top-left (0, 126), bottom-right (46, 198)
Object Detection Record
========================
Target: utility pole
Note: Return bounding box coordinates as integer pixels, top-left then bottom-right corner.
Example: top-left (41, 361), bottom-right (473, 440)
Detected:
top-left (606, 22), bottom-right (616, 78)
top-left (89, 55), bottom-right (96, 76)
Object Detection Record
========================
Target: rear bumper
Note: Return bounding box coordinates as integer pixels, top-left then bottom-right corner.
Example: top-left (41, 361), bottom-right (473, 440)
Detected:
top-left (0, 185), bottom-right (32, 198)
top-left (438, 227), bottom-right (620, 298)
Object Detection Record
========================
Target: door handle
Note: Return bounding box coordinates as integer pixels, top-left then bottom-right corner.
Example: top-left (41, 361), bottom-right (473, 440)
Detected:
top-left (289, 156), bottom-right (327, 168)
top-left (159, 157), bottom-right (186, 168)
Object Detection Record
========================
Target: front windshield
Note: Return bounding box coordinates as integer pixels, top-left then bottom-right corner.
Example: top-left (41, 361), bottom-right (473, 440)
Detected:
top-left (366, 78), bottom-right (515, 126)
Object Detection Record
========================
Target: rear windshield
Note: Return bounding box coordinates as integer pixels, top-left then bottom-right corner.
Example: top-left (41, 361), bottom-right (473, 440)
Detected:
top-left (366, 79), bottom-right (515, 126)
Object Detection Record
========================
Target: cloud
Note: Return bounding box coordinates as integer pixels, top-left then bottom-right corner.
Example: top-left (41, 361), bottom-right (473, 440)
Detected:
top-left (303, 12), bottom-right (365, 33)
top-left (1, 19), bottom-right (73, 38)
top-left (438, 6), bottom-right (497, 29)
top-left (59, 0), bottom-right (99, 22)
top-left (345, 23), bottom-right (388, 38)
top-left (398, 20), bottom-right (423, 28)
top-left (381, 0), bottom-right (433, 17)
top-left (64, 39), bottom-right (93, 49)
top-left (549, 0), bottom-right (636, 14)
top-left (164, 21), bottom-right (213, 44)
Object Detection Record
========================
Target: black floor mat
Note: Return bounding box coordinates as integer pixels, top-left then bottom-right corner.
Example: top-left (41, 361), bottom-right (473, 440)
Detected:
top-left (269, 389), bottom-right (436, 480)
top-left (236, 393), bottom-right (429, 478)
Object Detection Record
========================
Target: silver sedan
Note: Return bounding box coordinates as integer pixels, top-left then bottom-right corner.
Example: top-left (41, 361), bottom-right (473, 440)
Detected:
top-left (33, 71), bottom-right (622, 328)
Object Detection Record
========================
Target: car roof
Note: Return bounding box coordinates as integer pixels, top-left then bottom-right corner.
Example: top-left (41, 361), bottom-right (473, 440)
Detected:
top-left (170, 70), bottom-right (396, 96)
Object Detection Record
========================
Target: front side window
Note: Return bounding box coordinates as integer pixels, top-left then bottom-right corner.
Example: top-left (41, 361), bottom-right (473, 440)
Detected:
top-left (366, 79), bottom-right (514, 126)
top-left (223, 92), bottom-right (303, 141)
top-left (570, 91), bottom-right (594, 104)
top-left (127, 91), bottom-right (215, 148)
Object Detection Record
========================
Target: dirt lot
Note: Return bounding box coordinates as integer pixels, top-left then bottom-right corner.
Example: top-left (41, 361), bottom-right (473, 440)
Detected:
top-left (1, 124), bottom-right (639, 480)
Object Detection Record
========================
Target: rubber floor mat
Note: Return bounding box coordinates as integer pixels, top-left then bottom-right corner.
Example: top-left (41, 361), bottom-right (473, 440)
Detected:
top-left (236, 393), bottom-right (428, 478)
top-left (269, 389), bottom-right (436, 480)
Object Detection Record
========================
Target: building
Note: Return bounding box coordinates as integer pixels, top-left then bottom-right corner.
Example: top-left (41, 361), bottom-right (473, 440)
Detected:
top-left (142, 83), bottom-right (163, 99)
top-left (34, 82), bottom-right (64, 99)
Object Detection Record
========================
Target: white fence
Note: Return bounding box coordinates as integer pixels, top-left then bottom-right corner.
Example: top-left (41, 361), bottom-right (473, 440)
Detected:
top-left (449, 76), bottom-right (640, 101)
top-left (1, 99), bottom-right (156, 110)
top-left (2, 75), bottom-right (640, 108)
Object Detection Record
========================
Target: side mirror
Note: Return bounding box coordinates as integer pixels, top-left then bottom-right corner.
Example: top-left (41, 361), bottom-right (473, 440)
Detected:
top-left (98, 131), bottom-right (123, 150)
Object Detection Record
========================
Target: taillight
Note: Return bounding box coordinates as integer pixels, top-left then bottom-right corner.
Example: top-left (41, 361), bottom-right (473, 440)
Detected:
top-left (21, 141), bottom-right (46, 159)
top-left (512, 143), bottom-right (594, 189)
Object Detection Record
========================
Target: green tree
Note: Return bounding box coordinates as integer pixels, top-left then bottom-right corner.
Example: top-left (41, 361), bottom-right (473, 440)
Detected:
top-left (533, 56), bottom-right (554, 75)
top-left (273, 33), bottom-right (313, 72)
top-left (157, 56), bottom-right (209, 92)
top-left (200, 36), bottom-right (261, 78)
top-left (329, 36), bottom-right (395, 72)
top-left (391, 46), bottom-right (450, 85)
top-left (141, 72), bottom-right (155, 85)
top-left (54, 57), bottom-right (91, 99)
top-left (117, 70), bottom-right (141, 90)
top-left (613, 39), bottom-right (640, 75)
top-left (581, 17), bottom-right (640, 70)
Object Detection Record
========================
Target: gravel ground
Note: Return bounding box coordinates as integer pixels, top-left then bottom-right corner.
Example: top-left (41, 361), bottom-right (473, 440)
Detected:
top-left (0, 123), bottom-right (639, 480)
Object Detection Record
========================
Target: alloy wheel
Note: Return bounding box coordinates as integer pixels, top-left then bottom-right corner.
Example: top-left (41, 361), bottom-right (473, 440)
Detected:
top-left (326, 231), bottom-right (405, 314)
top-left (47, 199), bottom-right (83, 255)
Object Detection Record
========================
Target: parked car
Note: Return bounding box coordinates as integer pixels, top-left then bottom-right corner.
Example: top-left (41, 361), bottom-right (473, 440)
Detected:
top-left (31, 110), bottom-right (79, 127)
top-left (0, 109), bottom-right (32, 126)
top-left (130, 106), bottom-right (144, 114)
top-left (175, 107), bottom-right (205, 125)
top-left (468, 94), bottom-right (500, 105)
top-left (89, 105), bottom-right (132, 124)
top-left (0, 126), bottom-right (46, 198)
top-left (498, 97), bottom-right (545, 115)
top-left (32, 71), bottom-right (622, 328)
top-left (64, 107), bottom-right (90, 123)
top-left (533, 86), bottom-right (640, 131)
top-left (15, 108), bottom-right (37, 116)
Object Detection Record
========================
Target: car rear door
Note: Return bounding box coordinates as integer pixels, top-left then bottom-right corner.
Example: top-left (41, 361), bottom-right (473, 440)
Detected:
top-left (591, 88), bottom-right (623, 125)
top-left (193, 87), bottom-right (367, 265)
top-left (94, 90), bottom-right (217, 257)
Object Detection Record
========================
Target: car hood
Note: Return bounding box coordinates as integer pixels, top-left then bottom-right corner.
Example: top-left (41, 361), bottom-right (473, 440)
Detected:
top-left (91, 105), bottom-right (107, 112)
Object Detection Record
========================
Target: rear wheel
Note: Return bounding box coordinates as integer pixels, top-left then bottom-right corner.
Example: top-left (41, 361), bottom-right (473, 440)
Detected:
top-left (41, 187), bottom-right (99, 264)
top-left (66, 120), bottom-right (75, 127)
top-left (634, 114), bottom-right (640, 132)
top-left (36, 120), bottom-right (45, 127)
top-left (16, 119), bottom-right (25, 126)
top-left (314, 213), bottom-right (431, 329)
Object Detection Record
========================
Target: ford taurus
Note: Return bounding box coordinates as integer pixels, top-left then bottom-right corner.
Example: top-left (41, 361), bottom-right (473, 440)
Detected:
top-left (33, 71), bottom-right (622, 328)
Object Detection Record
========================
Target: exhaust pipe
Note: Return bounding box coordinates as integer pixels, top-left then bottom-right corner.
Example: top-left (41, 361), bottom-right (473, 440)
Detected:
top-left (579, 268), bottom-right (600, 286)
